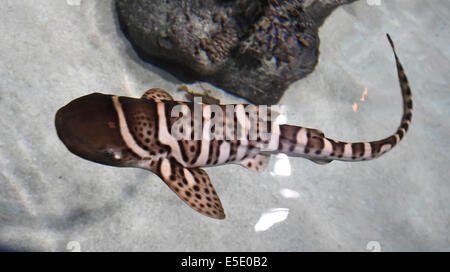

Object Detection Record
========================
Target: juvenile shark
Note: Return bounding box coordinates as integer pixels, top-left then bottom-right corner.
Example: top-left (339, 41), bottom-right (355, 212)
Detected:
top-left (55, 34), bottom-right (412, 219)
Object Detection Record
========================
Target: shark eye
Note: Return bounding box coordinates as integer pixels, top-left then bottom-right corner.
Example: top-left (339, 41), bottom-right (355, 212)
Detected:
top-left (102, 149), bottom-right (122, 160)
top-left (102, 149), bottom-right (114, 158)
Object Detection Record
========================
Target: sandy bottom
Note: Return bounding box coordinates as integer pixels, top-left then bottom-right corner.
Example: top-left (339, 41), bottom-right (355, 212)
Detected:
top-left (0, 0), bottom-right (448, 251)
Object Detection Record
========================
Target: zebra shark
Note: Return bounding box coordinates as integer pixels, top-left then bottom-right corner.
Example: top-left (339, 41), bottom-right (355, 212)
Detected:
top-left (55, 34), bottom-right (412, 219)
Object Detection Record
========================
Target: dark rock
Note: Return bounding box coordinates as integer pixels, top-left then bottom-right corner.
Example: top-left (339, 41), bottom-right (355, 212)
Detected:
top-left (116, 0), bottom-right (358, 104)
top-left (303, 0), bottom-right (358, 27)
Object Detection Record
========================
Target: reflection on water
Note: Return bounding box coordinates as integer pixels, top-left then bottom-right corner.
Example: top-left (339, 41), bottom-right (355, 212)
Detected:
top-left (279, 188), bottom-right (300, 199)
top-left (271, 154), bottom-right (291, 176)
top-left (254, 208), bottom-right (290, 232)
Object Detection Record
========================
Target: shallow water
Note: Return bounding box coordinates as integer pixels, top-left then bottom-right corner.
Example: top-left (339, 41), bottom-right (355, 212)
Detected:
top-left (0, 0), bottom-right (449, 251)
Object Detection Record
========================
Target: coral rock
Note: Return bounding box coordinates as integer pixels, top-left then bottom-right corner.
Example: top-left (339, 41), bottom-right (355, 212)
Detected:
top-left (116, 0), bottom-right (358, 104)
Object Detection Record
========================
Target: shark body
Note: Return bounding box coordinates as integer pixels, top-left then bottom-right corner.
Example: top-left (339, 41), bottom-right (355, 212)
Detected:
top-left (55, 34), bottom-right (412, 219)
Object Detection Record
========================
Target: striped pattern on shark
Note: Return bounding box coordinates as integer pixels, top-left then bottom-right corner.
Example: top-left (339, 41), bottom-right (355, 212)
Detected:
top-left (55, 34), bottom-right (412, 219)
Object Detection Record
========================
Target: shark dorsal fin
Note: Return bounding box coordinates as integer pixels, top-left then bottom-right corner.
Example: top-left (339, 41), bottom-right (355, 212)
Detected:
top-left (141, 88), bottom-right (174, 102)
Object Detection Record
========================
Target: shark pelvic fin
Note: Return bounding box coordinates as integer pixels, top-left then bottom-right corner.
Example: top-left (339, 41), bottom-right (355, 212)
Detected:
top-left (239, 154), bottom-right (270, 172)
top-left (310, 158), bottom-right (333, 165)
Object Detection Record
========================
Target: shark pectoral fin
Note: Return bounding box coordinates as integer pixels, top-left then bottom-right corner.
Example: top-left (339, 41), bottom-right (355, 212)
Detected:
top-left (141, 88), bottom-right (174, 102)
top-left (239, 154), bottom-right (270, 172)
top-left (310, 158), bottom-right (333, 165)
top-left (154, 158), bottom-right (225, 219)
